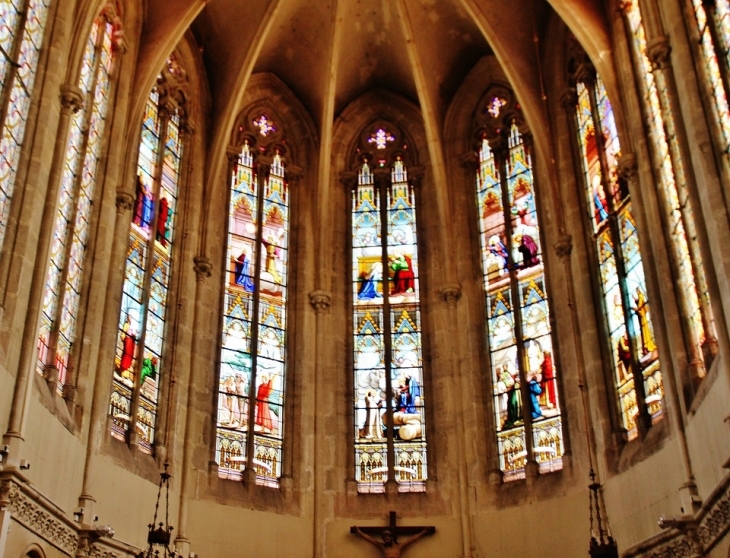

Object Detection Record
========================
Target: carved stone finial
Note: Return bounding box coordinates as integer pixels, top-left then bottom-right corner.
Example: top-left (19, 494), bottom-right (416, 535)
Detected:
top-left (554, 230), bottom-right (573, 259)
top-left (60, 84), bottom-right (84, 115)
top-left (115, 191), bottom-right (134, 215)
top-left (193, 256), bottom-right (212, 282)
top-left (618, 153), bottom-right (638, 181)
top-left (439, 283), bottom-right (462, 307)
top-left (560, 87), bottom-right (578, 110)
top-left (309, 290), bottom-right (332, 314)
top-left (647, 36), bottom-right (672, 71)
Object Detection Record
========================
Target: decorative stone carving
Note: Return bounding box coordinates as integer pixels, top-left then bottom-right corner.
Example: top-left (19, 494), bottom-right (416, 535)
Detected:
top-left (559, 87), bottom-right (577, 110)
top-left (309, 290), bottom-right (332, 314)
top-left (60, 84), bottom-right (84, 115)
top-left (439, 284), bottom-right (462, 307)
top-left (193, 256), bottom-right (213, 282)
top-left (647, 36), bottom-right (672, 71)
top-left (3, 479), bottom-right (79, 554)
top-left (554, 231), bottom-right (573, 259)
top-left (115, 191), bottom-right (134, 215)
top-left (698, 484), bottom-right (730, 548)
top-left (618, 153), bottom-right (638, 181)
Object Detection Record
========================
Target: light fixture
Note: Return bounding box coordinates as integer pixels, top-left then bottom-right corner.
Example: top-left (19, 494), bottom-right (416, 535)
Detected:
top-left (137, 464), bottom-right (178, 558)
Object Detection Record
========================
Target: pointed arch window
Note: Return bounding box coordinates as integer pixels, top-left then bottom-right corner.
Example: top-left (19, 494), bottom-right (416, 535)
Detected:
top-left (623, 1), bottom-right (717, 378)
top-left (475, 94), bottom-right (563, 481)
top-left (688, 0), bottom-right (730, 160)
top-left (571, 66), bottom-right (663, 439)
top-left (109, 56), bottom-right (188, 454)
top-left (351, 124), bottom-right (427, 493)
top-left (0, 0), bottom-right (52, 249)
top-left (216, 111), bottom-right (291, 487)
top-left (37, 11), bottom-right (119, 393)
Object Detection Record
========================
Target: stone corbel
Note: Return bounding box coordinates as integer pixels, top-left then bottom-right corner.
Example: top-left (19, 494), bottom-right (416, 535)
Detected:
top-left (647, 36), bottom-right (672, 71)
top-left (115, 191), bottom-right (134, 215)
top-left (554, 230), bottom-right (573, 260)
top-left (618, 153), bottom-right (639, 181)
top-left (193, 256), bottom-right (213, 282)
top-left (559, 87), bottom-right (578, 111)
top-left (439, 283), bottom-right (462, 307)
top-left (60, 84), bottom-right (84, 115)
top-left (309, 290), bottom-right (332, 314)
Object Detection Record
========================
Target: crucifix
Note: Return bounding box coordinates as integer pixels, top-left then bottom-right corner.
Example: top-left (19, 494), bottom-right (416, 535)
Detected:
top-left (351, 511), bottom-right (435, 557)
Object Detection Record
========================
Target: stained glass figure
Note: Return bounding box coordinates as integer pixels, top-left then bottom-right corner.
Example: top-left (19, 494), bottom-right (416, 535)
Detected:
top-left (0, 0), bottom-right (51, 251)
top-left (477, 124), bottom-right (562, 481)
top-left (353, 147), bottom-right (427, 493)
top-left (624, 1), bottom-right (714, 376)
top-left (110, 61), bottom-right (185, 454)
top-left (216, 141), bottom-right (290, 488)
top-left (574, 77), bottom-right (663, 440)
top-left (37, 15), bottom-right (116, 392)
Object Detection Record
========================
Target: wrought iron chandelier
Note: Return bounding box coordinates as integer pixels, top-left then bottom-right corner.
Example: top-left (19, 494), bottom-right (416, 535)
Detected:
top-left (137, 464), bottom-right (178, 558)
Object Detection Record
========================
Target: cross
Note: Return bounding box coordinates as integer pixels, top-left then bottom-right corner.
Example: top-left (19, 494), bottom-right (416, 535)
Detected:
top-left (351, 511), bottom-right (435, 557)
top-left (367, 128), bottom-right (395, 150)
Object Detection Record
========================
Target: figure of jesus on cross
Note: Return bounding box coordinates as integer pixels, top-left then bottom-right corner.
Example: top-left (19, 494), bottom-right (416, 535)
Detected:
top-left (351, 512), bottom-right (435, 557)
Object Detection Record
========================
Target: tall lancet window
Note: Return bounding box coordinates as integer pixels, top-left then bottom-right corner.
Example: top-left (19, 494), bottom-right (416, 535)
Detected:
top-left (351, 124), bottom-right (426, 494)
top-left (0, 0), bottom-right (52, 248)
top-left (623, 1), bottom-right (717, 377)
top-left (573, 70), bottom-right (663, 439)
top-left (689, 0), bottom-right (730, 158)
top-left (110, 55), bottom-right (188, 454)
top-left (37, 10), bottom-right (119, 393)
top-left (216, 111), bottom-right (290, 487)
top-left (476, 93), bottom-right (563, 481)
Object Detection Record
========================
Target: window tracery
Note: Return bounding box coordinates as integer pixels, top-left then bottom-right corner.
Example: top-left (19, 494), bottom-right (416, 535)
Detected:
top-left (216, 108), bottom-right (291, 487)
top-left (37, 6), bottom-right (120, 393)
top-left (0, 0), bottom-right (52, 250)
top-left (350, 123), bottom-right (427, 493)
top-left (109, 53), bottom-right (188, 454)
top-left (474, 89), bottom-right (563, 481)
top-left (567, 48), bottom-right (664, 439)
top-left (622, 0), bottom-right (717, 379)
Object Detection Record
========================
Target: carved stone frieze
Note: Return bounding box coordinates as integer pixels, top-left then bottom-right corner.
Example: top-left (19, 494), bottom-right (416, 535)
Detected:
top-left (3, 479), bottom-right (79, 555)
top-left (309, 290), bottom-right (332, 314)
top-left (698, 483), bottom-right (730, 548)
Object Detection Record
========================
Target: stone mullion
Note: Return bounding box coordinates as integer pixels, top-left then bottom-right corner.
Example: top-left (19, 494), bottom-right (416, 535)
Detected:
top-left (153, 120), bottom-right (194, 463)
top-left (586, 79), bottom-right (652, 436)
top-left (373, 167), bottom-right (396, 489)
top-left (701, 0), bottom-right (730, 144)
top-left (647, 36), bottom-right (719, 367)
top-left (494, 141), bottom-right (537, 474)
top-left (243, 159), bottom-right (268, 485)
top-left (127, 107), bottom-right (171, 449)
top-left (44, 33), bottom-right (106, 392)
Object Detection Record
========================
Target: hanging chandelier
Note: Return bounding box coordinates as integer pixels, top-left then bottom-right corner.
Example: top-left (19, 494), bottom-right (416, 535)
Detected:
top-left (588, 467), bottom-right (618, 558)
top-left (137, 464), bottom-right (178, 558)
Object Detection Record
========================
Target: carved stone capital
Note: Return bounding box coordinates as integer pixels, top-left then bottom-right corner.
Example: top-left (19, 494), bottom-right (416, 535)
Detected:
top-left (60, 84), bottom-right (84, 115)
top-left (560, 87), bottom-right (578, 110)
top-left (554, 231), bottom-right (573, 259)
top-left (647, 36), bottom-right (672, 71)
top-left (193, 256), bottom-right (213, 282)
top-left (115, 191), bottom-right (134, 215)
top-left (439, 283), bottom-right (462, 307)
top-left (309, 290), bottom-right (332, 314)
top-left (179, 119), bottom-right (196, 138)
top-left (618, 153), bottom-right (639, 181)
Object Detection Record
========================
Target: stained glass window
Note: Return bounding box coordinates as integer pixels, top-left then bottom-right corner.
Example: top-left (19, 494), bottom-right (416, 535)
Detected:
top-left (477, 123), bottom-right (563, 481)
top-left (624, 1), bottom-right (715, 375)
top-left (216, 131), bottom-right (290, 488)
top-left (0, 0), bottom-right (51, 250)
top-left (690, 0), bottom-right (730, 157)
top-left (574, 76), bottom-right (663, 439)
top-left (352, 127), bottom-right (426, 493)
top-left (37, 14), bottom-right (116, 392)
top-left (110, 60), bottom-right (185, 454)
